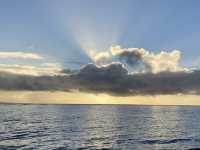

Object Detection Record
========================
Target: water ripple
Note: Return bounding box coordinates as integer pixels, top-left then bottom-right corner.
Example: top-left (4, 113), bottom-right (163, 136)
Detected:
top-left (1, 104), bottom-right (200, 149)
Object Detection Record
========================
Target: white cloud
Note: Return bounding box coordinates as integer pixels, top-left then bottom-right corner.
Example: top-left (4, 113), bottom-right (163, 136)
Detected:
top-left (141, 49), bottom-right (188, 73)
top-left (0, 51), bottom-right (63, 76)
top-left (93, 51), bottom-right (110, 63)
top-left (0, 52), bottom-right (43, 59)
top-left (86, 49), bottom-right (111, 64)
top-left (110, 45), bottom-right (125, 55)
top-left (0, 63), bottom-right (62, 76)
top-left (87, 45), bottom-right (189, 74)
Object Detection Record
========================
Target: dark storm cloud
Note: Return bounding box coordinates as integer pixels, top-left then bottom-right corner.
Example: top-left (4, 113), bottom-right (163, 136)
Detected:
top-left (0, 63), bottom-right (200, 96)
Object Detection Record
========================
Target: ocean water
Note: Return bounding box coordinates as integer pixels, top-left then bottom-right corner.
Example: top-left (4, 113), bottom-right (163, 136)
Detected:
top-left (0, 105), bottom-right (200, 150)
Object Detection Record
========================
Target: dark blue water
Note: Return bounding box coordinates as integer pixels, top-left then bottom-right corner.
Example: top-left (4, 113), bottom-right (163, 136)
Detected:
top-left (1, 104), bottom-right (200, 149)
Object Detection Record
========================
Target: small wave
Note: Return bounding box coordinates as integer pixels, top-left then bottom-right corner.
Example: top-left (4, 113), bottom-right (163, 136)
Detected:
top-left (0, 145), bottom-right (26, 150)
top-left (84, 126), bottom-right (103, 130)
top-left (3, 119), bottom-right (21, 123)
top-left (52, 147), bottom-right (69, 150)
top-left (0, 133), bottom-right (29, 141)
top-left (89, 137), bottom-right (110, 141)
top-left (140, 138), bottom-right (192, 145)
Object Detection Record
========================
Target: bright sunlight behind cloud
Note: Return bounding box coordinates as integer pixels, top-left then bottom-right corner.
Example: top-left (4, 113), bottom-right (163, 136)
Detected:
top-left (88, 45), bottom-right (188, 74)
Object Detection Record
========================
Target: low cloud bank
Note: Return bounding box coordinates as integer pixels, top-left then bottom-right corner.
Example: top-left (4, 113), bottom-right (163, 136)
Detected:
top-left (0, 62), bottom-right (199, 96)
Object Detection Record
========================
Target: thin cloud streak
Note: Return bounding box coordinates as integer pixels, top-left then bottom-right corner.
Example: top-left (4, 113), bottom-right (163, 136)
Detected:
top-left (0, 51), bottom-right (61, 76)
top-left (0, 63), bottom-right (62, 76)
top-left (0, 51), bottom-right (43, 59)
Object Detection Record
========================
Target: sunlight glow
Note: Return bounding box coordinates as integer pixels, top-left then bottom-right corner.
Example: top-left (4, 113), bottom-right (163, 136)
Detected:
top-left (1, 91), bottom-right (200, 105)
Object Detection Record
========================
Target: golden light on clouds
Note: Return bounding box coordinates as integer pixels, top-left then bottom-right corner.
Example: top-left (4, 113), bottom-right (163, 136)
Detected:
top-left (0, 91), bottom-right (200, 105)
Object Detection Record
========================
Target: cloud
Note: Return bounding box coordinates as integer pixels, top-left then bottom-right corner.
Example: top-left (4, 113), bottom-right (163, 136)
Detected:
top-left (0, 63), bottom-right (199, 96)
top-left (92, 51), bottom-right (110, 63)
top-left (140, 49), bottom-right (188, 73)
top-left (0, 51), bottom-right (43, 59)
top-left (0, 51), bottom-right (62, 76)
top-left (0, 63), bottom-right (62, 76)
top-left (77, 62), bottom-right (128, 82)
top-left (88, 45), bottom-right (188, 73)
top-left (74, 63), bottom-right (200, 95)
top-left (86, 49), bottom-right (110, 64)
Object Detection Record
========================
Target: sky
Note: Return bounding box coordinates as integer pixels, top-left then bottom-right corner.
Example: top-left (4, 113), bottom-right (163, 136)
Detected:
top-left (0, 0), bottom-right (200, 104)
top-left (1, 0), bottom-right (200, 68)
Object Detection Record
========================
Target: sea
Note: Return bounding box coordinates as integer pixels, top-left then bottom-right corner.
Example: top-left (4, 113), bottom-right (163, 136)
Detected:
top-left (0, 104), bottom-right (200, 150)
